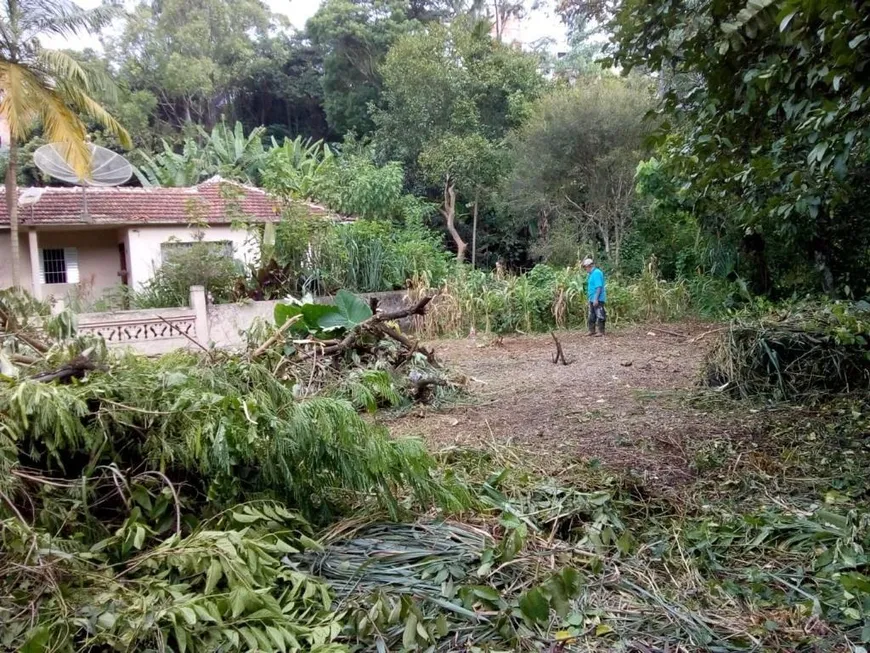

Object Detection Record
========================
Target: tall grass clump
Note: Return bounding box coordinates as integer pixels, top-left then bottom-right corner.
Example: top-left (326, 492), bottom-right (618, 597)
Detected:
top-left (416, 262), bottom-right (731, 337)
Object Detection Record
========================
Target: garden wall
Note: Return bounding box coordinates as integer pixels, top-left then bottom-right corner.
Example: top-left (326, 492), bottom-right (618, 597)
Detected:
top-left (72, 287), bottom-right (412, 355)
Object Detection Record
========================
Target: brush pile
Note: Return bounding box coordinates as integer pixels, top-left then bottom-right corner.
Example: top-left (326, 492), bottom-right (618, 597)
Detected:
top-left (705, 301), bottom-right (870, 400)
top-left (254, 290), bottom-right (461, 407)
top-left (0, 289), bottom-right (470, 651)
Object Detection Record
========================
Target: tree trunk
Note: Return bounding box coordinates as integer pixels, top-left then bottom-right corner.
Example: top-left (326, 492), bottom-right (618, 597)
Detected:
top-left (5, 137), bottom-right (20, 288)
top-left (441, 177), bottom-right (466, 263)
top-left (471, 190), bottom-right (479, 269)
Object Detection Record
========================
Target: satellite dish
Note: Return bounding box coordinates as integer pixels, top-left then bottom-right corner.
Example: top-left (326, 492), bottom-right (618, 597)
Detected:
top-left (33, 142), bottom-right (133, 221)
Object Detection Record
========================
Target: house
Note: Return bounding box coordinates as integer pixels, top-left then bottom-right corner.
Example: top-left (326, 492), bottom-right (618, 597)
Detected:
top-left (0, 176), bottom-right (330, 301)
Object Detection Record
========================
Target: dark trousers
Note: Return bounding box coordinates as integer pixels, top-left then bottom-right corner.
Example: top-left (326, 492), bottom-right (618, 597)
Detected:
top-left (588, 302), bottom-right (606, 334)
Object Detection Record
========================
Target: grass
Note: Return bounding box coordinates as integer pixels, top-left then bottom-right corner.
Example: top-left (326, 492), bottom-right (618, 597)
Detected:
top-left (411, 263), bottom-right (737, 338)
top-left (305, 394), bottom-right (870, 651)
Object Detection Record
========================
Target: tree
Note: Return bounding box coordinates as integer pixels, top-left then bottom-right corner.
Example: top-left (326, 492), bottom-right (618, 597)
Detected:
top-left (306, 0), bottom-right (418, 137)
top-left (374, 19), bottom-right (543, 260)
top-left (507, 78), bottom-right (653, 268)
top-left (0, 0), bottom-right (131, 287)
top-left (419, 134), bottom-right (503, 264)
top-left (599, 0), bottom-right (870, 294)
top-left (105, 0), bottom-right (275, 130)
top-left (236, 36), bottom-right (332, 141)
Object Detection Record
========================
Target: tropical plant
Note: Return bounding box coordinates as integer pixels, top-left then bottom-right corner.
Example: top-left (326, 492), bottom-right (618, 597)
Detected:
top-left (262, 135), bottom-right (334, 200)
top-left (198, 120), bottom-right (267, 183)
top-left (135, 121), bottom-right (266, 187)
top-left (134, 138), bottom-right (211, 187)
top-left (0, 0), bottom-right (131, 287)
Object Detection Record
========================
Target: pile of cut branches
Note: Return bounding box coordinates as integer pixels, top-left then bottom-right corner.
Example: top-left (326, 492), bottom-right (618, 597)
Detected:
top-left (252, 290), bottom-right (462, 407)
top-left (705, 301), bottom-right (870, 400)
top-left (0, 289), bottom-right (471, 652)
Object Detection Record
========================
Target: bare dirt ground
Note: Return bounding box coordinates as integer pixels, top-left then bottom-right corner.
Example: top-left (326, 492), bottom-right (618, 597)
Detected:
top-left (387, 324), bottom-right (762, 485)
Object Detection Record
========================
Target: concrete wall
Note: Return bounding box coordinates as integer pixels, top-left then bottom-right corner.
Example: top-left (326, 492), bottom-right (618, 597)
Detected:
top-left (126, 225), bottom-right (257, 290)
top-left (73, 288), bottom-right (413, 355)
top-left (206, 290), bottom-right (413, 349)
top-left (77, 305), bottom-right (197, 356)
top-left (0, 231), bottom-right (33, 292)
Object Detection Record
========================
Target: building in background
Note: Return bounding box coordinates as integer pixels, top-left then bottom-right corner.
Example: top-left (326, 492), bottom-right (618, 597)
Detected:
top-left (0, 177), bottom-right (332, 301)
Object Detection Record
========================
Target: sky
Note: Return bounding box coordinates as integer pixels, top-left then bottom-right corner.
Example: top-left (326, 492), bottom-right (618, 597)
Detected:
top-left (48, 0), bottom-right (568, 51)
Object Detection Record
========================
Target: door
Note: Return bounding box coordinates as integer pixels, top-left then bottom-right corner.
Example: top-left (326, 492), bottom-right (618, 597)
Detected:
top-left (118, 242), bottom-right (130, 309)
top-left (118, 242), bottom-right (129, 286)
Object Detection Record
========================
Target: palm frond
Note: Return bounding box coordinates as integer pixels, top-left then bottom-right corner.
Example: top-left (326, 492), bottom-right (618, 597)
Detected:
top-left (37, 90), bottom-right (90, 176)
top-left (0, 61), bottom-right (38, 141)
top-left (25, 0), bottom-right (119, 40)
top-left (34, 47), bottom-right (89, 89)
top-left (59, 82), bottom-right (131, 148)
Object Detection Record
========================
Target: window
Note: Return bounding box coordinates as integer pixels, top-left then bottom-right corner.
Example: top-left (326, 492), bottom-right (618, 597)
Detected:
top-left (39, 247), bottom-right (79, 285)
top-left (160, 240), bottom-right (234, 263)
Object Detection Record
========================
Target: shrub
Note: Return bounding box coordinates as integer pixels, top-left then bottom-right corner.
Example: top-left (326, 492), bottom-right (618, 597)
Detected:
top-left (135, 241), bottom-right (243, 308)
top-left (267, 212), bottom-right (450, 296)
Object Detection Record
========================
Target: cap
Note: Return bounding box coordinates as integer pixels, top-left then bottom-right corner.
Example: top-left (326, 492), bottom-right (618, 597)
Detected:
top-left (582, 258), bottom-right (594, 266)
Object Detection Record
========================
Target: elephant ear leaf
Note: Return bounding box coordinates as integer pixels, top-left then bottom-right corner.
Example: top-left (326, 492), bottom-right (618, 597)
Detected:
top-left (318, 290), bottom-right (372, 330)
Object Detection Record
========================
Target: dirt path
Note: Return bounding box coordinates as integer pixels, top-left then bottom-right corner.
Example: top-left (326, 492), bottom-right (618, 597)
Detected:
top-left (388, 325), bottom-right (759, 484)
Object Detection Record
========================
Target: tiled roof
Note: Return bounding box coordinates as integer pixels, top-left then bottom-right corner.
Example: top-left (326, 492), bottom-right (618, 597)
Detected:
top-left (0, 176), bottom-right (331, 227)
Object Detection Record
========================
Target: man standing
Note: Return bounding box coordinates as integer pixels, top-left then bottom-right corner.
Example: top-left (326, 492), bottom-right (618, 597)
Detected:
top-left (583, 257), bottom-right (606, 336)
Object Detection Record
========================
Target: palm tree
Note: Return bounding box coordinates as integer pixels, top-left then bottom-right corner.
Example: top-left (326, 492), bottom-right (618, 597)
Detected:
top-left (0, 0), bottom-right (131, 287)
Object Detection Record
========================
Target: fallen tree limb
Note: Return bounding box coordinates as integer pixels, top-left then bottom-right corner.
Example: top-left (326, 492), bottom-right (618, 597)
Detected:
top-left (377, 296), bottom-right (433, 322)
top-left (303, 296), bottom-right (435, 361)
top-left (380, 323), bottom-right (437, 364)
top-left (251, 314), bottom-right (303, 358)
top-left (30, 348), bottom-right (100, 384)
top-left (648, 327), bottom-right (688, 338)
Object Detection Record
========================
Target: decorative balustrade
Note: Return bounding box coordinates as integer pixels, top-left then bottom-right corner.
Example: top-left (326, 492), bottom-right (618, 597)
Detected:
top-left (77, 314), bottom-right (197, 342)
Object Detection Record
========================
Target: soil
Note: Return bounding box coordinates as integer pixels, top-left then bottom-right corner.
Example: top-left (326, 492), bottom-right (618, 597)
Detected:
top-left (386, 324), bottom-right (762, 485)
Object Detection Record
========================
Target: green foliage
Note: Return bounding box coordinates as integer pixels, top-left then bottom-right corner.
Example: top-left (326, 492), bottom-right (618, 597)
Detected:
top-left (273, 290), bottom-right (372, 336)
top-left (269, 212), bottom-right (450, 296)
top-left (104, 0), bottom-right (274, 130)
top-left (604, 0), bottom-right (870, 294)
top-left (507, 78), bottom-right (654, 269)
top-left (0, 353), bottom-right (465, 520)
top-left (134, 240), bottom-right (243, 308)
top-left (135, 121), bottom-right (267, 187)
top-left (306, 0), bottom-right (419, 136)
top-left (262, 136), bottom-right (335, 200)
top-left (420, 263), bottom-right (729, 336)
top-left (375, 18), bottom-right (543, 164)
top-left (1, 507), bottom-right (345, 652)
top-left (316, 149), bottom-right (406, 220)
top-left (135, 138), bottom-right (211, 187)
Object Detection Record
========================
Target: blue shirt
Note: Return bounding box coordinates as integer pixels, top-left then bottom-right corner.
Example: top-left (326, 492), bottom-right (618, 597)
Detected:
top-left (587, 267), bottom-right (606, 302)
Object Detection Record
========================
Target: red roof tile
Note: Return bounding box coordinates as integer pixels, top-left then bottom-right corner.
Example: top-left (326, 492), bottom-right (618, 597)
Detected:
top-left (0, 176), bottom-right (330, 227)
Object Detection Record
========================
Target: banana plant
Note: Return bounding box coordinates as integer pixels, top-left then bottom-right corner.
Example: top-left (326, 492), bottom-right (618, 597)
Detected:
top-left (262, 135), bottom-right (335, 200)
top-left (199, 120), bottom-right (267, 184)
top-left (134, 139), bottom-right (211, 187)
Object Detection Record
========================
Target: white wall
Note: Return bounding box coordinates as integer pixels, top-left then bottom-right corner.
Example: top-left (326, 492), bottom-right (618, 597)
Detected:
top-left (0, 231), bottom-right (34, 292)
top-left (38, 229), bottom-right (123, 300)
top-left (125, 225), bottom-right (258, 290)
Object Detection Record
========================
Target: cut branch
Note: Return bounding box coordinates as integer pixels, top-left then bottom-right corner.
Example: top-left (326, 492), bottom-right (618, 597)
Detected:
top-left (550, 331), bottom-right (569, 366)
